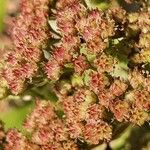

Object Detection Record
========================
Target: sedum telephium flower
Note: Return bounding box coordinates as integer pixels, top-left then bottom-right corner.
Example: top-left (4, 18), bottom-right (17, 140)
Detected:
top-left (0, 0), bottom-right (150, 149)
top-left (2, 0), bottom-right (50, 95)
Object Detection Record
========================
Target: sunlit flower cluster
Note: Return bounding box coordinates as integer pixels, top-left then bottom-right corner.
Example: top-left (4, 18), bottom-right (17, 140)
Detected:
top-left (2, 0), bottom-right (50, 94)
top-left (0, 0), bottom-right (150, 149)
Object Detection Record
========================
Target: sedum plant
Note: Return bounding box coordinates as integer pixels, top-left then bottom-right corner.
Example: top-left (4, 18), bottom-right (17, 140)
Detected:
top-left (0, 0), bottom-right (150, 149)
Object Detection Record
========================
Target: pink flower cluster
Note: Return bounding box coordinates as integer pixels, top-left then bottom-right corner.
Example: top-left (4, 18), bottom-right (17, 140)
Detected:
top-left (0, 0), bottom-right (150, 149)
top-left (3, 99), bottom-right (111, 149)
top-left (3, 101), bottom-right (79, 150)
top-left (44, 0), bottom-right (114, 80)
top-left (2, 0), bottom-right (50, 94)
top-left (44, 0), bottom-right (149, 127)
top-left (59, 89), bottom-right (112, 145)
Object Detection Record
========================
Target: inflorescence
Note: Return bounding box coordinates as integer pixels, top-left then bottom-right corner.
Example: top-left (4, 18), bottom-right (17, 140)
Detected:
top-left (0, 0), bottom-right (150, 149)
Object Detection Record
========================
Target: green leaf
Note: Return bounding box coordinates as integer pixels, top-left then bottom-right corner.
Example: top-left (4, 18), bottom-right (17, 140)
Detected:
top-left (80, 46), bottom-right (96, 62)
top-left (31, 83), bottom-right (58, 102)
top-left (106, 38), bottom-right (130, 80)
top-left (85, 0), bottom-right (110, 10)
top-left (55, 110), bottom-right (65, 119)
top-left (71, 74), bottom-right (84, 87)
top-left (110, 126), bottom-right (132, 150)
top-left (110, 60), bottom-right (129, 80)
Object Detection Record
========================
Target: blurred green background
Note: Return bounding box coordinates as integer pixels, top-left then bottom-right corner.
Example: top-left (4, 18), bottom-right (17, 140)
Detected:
top-left (0, 0), bottom-right (6, 33)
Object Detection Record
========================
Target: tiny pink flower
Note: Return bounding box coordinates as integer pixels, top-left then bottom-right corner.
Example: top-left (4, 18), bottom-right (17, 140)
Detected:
top-left (45, 58), bottom-right (61, 80)
top-left (53, 47), bottom-right (66, 63)
top-left (73, 55), bottom-right (89, 75)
